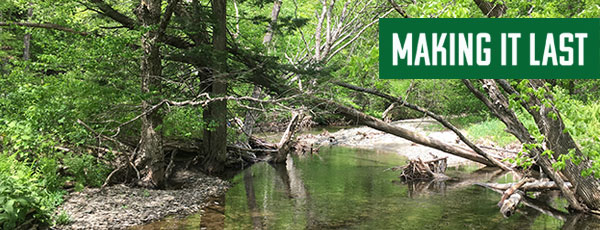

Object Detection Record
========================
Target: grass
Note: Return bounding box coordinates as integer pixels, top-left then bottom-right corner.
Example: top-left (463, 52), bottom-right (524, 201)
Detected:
top-left (421, 114), bottom-right (517, 148)
top-left (422, 114), bottom-right (488, 132)
top-left (465, 119), bottom-right (517, 148)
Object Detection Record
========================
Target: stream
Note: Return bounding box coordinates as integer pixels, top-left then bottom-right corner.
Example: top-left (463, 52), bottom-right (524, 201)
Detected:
top-left (137, 147), bottom-right (600, 229)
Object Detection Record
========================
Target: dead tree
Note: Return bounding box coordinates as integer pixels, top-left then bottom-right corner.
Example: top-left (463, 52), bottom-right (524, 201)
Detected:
top-left (272, 111), bottom-right (304, 163)
top-left (464, 79), bottom-right (600, 212)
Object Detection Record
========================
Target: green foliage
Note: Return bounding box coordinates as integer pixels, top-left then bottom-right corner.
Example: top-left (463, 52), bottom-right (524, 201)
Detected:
top-left (465, 118), bottom-right (518, 148)
top-left (163, 107), bottom-right (205, 139)
top-left (552, 88), bottom-right (600, 177)
top-left (54, 211), bottom-right (71, 225)
top-left (0, 154), bottom-right (56, 228)
top-left (61, 153), bottom-right (112, 188)
top-left (389, 79), bottom-right (488, 119)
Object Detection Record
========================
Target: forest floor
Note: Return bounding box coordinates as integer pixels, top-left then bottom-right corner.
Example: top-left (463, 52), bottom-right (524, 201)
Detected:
top-left (54, 168), bottom-right (229, 229)
top-left (297, 117), bottom-right (520, 167)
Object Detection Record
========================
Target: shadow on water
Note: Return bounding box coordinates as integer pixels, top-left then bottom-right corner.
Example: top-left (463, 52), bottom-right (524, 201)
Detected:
top-left (137, 147), bottom-right (600, 229)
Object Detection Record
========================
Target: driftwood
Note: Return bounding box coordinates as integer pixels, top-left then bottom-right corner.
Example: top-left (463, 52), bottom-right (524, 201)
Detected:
top-left (398, 157), bottom-right (449, 181)
top-left (500, 191), bottom-right (524, 217)
top-left (476, 179), bottom-right (574, 218)
top-left (478, 181), bottom-right (572, 192)
top-left (497, 177), bottom-right (534, 207)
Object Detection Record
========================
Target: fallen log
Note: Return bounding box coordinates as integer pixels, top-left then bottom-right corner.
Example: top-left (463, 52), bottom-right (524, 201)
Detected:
top-left (334, 81), bottom-right (514, 171)
top-left (500, 191), bottom-right (524, 218)
top-left (476, 181), bottom-right (572, 192)
top-left (482, 185), bottom-right (570, 220)
top-left (498, 177), bottom-right (533, 207)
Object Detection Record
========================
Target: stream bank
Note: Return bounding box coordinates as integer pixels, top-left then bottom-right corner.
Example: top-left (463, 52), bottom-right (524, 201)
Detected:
top-left (55, 118), bottom-right (519, 229)
top-left (55, 169), bottom-right (229, 229)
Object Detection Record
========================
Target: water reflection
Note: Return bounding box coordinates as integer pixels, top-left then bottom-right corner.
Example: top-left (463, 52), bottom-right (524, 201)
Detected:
top-left (134, 147), bottom-right (600, 229)
top-left (221, 147), bottom-right (568, 229)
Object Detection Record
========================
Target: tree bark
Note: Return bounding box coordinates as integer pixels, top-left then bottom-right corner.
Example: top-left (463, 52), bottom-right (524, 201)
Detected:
top-left (498, 79), bottom-right (600, 211)
top-left (381, 102), bottom-right (396, 122)
top-left (473, 0), bottom-right (506, 17)
top-left (273, 111), bottom-right (303, 163)
top-left (242, 86), bottom-right (262, 139)
top-left (463, 79), bottom-right (595, 212)
top-left (478, 181), bottom-right (572, 191)
top-left (23, 5), bottom-right (33, 60)
top-left (263, 0), bottom-right (282, 45)
top-left (135, 0), bottom-right (165, 188)
top-left (202, 0), bottom-right (229, 174)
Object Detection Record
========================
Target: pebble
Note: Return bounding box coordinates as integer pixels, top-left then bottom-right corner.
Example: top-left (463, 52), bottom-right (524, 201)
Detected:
top-left (55, 170), bottom-right (229, 230)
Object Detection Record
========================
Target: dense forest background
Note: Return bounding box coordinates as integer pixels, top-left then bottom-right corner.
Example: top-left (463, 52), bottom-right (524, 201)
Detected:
top-left (1, 0), bottom-right (600, 228)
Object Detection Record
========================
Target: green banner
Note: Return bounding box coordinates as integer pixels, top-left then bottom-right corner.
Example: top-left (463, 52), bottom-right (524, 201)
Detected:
top-left (379, 18), bottom-right (600, 79)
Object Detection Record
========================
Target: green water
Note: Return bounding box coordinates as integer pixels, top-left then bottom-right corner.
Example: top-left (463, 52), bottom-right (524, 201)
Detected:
top-left (221, 147), bottom-right (566, 230)
top-left (140, 147), bottom-right (600, 229)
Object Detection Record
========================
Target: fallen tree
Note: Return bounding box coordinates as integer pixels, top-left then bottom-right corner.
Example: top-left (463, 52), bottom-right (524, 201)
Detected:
top-left (334, 81), bottom-right (515, 172)
top-left (464, 79), bottom-right (600, 212)
top-left (477, 181), bottom-right (572, 192)
top-left (477, 179), bottom-right (572, 218)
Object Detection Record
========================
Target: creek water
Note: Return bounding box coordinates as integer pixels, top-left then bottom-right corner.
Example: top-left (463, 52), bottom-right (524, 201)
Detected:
top-left (141, 147), bottom-right (600, 229)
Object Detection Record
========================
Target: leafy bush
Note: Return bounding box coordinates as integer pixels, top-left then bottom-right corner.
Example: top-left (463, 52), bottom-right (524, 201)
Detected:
top-left (61, 153), bottom-right (112, 189)
top-left (552, 88), bottom-right (600, 177)
top-left (388, 79), bottom-right (488, 119)
top-left (0, 155), bottom-right (55, 229)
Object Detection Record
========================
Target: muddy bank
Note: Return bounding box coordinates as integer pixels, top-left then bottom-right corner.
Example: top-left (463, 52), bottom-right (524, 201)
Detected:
top-left (55, 169), bottom-right (229, 230)
top-left (297, 118), bottom-right (519, 167)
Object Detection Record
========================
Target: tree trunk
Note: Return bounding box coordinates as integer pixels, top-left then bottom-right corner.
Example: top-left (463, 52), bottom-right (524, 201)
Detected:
top-left (263, 0), bottom-right (282, 45)
top-left (382, 102), bottom-right (396, 122)
top-left (473, 0), bottom-right (506, 17)
top-left (500, 79), bottom-right (600, 211)
top-left (202, 0), bottom-right (228, 174)
top-left (318, 97), bottom-right (496, 166)
top-left (335, 81), bottom-right (514, 171)
top-left (23, 5), bottom-right (33, 60)
top-left (242, 85), bottom-right (262, 141)
top-left (463, 79), bottom-right (600, 212)
top-left (242, 0), bottom-right (282, 145)
top-left (478, 181), bottom-right (572, 191)
top-left (135, 0), bottom-right (165, 188)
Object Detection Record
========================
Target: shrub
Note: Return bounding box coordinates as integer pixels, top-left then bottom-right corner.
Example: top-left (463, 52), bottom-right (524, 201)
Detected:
top-left (0, 154), bottom-right (54, 229)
